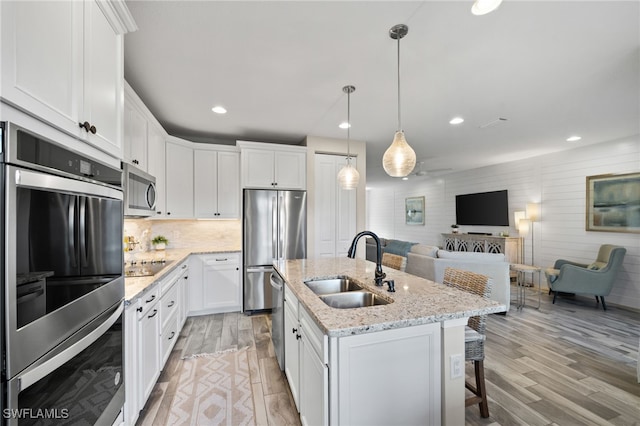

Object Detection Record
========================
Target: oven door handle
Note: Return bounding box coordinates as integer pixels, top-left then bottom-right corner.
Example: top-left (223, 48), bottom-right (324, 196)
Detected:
top-left (17, 302), bottom-right (123, 392)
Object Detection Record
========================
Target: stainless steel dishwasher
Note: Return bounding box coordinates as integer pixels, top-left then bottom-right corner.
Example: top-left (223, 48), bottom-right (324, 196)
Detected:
top-left (270, 269), bottom-right (285, 371)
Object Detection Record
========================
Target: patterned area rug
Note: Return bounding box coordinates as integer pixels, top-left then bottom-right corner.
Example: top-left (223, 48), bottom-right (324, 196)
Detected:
top-left (168, 349), bottom-right (255, 425)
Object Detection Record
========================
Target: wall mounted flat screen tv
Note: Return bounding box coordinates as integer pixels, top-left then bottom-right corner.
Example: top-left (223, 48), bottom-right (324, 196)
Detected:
top-left (455, 190), bottom-right (509, 226)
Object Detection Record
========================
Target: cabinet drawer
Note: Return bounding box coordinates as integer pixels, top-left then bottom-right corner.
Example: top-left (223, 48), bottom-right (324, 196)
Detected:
top-left (160, 310), bottom-right (179, 365)
top-left (137, 286), bottom-right (160, 320)
top-left (300, 306), bottom-right (327, 364)
top-left (202, 253), bottom-right (239, 267)
top-left (284, 284), bottom-right (299, 317)
top-left (161, 282), bottom-right (179, 330)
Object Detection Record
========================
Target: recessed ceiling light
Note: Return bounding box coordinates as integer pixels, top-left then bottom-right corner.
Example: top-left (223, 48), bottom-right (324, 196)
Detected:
top-left (402, 177), bottom-right (409, 181)
top-left (211, 106), bottom-right (227, 114)
top-left (471, 0), bottom-right (503, 15)
top-left (449, 117), bottom-right (464, 125)
top-left (339, 121), bottom-right (351, 129)
top-left (566, 135), bottom-right (582, 142)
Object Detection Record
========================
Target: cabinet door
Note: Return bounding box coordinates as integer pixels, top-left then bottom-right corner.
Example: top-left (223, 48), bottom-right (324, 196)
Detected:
top-left (0, 1), bottom-right (82, 135)
top-left (83, 0), bottom-right (122, 155)
top-left (194, 150), bottom-right (218, 218)
top-left (138, 304), bottom-right (160, 406)
top-left (216, 151), bottom-right (240, 218)
top-left (242, 149), bottom-right (275, 188)
top-left (124, 102), bottom-right (148, 169)
top-left (147, 126), bottom-right (166, 217)
top-left (165, 141), bottom-right (194, 218)
top-left (284, 302), bottom-right (301, 410)
top-left (124, 302), bottom-right (140, 425)
top-left (275, 151), bottom-right (306, 189)
top-left (187, 256), bottom-right (204, 314)
top-left (300, 335), bottom-right (328, 426)
top-left (202, 257), bottom-right (241, 313)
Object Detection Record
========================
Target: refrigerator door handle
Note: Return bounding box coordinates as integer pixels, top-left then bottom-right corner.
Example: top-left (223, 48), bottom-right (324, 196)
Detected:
top-left (272, 196), bottom-right (277, 259)
top-left (279, 194), bottom-right (285, 260)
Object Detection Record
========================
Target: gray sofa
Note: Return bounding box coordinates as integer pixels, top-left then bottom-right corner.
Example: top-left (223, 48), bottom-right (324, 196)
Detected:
top-left (366, 238), bottom-right (510, 312)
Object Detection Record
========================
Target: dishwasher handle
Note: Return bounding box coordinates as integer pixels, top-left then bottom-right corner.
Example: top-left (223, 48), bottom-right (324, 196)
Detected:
top-left (270, 271), bottom-right (283, 292)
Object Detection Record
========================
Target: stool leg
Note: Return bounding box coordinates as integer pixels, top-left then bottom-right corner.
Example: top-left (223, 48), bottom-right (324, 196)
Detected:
top-left (475, 360), bottom-right (489, 418)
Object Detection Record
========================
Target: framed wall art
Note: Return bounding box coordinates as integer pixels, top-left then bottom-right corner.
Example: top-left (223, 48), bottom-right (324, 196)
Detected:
top-left (586, 172), bottom-right (640, 233)
top-left (405, 196), bottom-right (425, 225)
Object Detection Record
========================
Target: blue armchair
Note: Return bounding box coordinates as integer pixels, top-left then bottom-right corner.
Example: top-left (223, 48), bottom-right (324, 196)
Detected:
top-left (545, 244), bottom-right (627, 310)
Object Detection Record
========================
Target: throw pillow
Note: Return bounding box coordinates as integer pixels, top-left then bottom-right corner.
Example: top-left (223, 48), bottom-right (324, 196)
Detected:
top-left (384, 240), bottom-right (417, 257)
top-left (587, 261), bottom-right (606, 270)
top-left (410, 244), bottom-right (439, 258)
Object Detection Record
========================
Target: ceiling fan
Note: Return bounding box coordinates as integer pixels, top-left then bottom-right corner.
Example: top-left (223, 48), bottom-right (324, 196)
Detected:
top-left (410, 161), bottom-right (452, 177)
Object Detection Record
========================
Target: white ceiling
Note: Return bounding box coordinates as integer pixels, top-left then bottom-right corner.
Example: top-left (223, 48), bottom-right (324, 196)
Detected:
top-left (123, 1), bottom-right (640, 188)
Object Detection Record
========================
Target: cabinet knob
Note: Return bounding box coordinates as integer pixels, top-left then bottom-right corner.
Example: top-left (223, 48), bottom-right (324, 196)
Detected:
top-left (167, 212), bottom-right (171, 215)
top-left (296, 334), bottom-right (301, 340)
top-left (157, 211), bottom-right (162, 215)
top-left (79, 121), bottom-right (91, 132)
top-left (136, 307), bottom-right (142, 312)
top-left (292, 328), bottom-right (298, 334)
top-left (89, 125), bottom-right (97, 134)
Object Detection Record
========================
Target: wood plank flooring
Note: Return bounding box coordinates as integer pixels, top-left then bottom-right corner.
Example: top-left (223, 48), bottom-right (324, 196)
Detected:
top-left (137, 288), bottom-right (639, 426)
top-left (136, 312), bottom-right (300, 426)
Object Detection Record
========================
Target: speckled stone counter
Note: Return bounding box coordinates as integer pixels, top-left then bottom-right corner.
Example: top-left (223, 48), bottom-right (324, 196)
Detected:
top-left (274, 257), bottom-right (505, 337)
top-left (124, 245), bottom-right (241, 302)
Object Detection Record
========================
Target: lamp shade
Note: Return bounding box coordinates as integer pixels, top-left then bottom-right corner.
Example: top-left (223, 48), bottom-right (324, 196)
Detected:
top-left (382, 131), bottom-right (416, 177)
top-left (518, 218), bottom-right (531, 237)
top-left (514, 211), bottom-right (526, 228)
top-left (337, 162), bottom-right (360, 190)
top-left (526, 203), bottom-right (540, 222)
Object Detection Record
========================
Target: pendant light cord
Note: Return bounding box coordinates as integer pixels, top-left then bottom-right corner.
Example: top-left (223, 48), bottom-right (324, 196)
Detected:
top-left (397, 35), bottom-right (402, 132)
top-left (347, 88), bottom-right (351, 163)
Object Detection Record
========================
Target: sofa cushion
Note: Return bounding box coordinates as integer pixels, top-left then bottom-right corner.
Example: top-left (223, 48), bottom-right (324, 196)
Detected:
top-left (410, 244), bottom-right (439, 258)
top-left (385, 240), bottom-right (417, 257)
top-left (436, 250), bottom-right (505, 262)
top-left (588, 261), bottom-right (606, 270)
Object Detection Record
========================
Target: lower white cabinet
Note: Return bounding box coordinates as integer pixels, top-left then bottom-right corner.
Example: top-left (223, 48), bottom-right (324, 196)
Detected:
top-left (124, 299), bottom-right (141, 425)
top-left (283, 285), bottom-right (328, 425)
top-left (138, 287), bottom-right (161, 408)
top-left (188, 253), bottom-right (242, 316)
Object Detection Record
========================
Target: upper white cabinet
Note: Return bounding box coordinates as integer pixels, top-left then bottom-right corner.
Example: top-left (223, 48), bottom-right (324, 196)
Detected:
top-left (0, 0), bottom-right (135, 158)
top-left (194, 148), bottom-right (240, 219)
top-left (314, 154), bottom-right (357, 258)
top-left (237, 141), bottom-right (307, 189)
top-left (165, 139), bottom-right (194, 218)
top-left (147, 126), bottom-right (167, 216)
top-left (124, 95), bottom-right (148, 170)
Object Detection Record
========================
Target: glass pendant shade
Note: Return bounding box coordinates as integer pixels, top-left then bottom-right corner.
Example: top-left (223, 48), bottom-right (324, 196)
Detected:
top-left (337, 161), bottom-right (360, 190)
top-left (383, 130), bottom-right (416, 177)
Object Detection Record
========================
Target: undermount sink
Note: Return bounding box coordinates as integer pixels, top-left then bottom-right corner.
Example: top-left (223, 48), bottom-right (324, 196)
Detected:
top-left (319, 291), bottom-right (392, 309)
top-left (304, 277), bottom-right (363, 295)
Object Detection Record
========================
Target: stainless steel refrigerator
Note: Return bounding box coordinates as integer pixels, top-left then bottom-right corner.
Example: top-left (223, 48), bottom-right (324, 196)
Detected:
top-left (243, 189), bottom-right (306, 312)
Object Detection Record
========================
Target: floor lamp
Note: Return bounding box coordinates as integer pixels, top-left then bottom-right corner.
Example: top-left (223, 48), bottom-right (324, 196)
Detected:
top-left (514, 211), bottom-right (526, 264)
top-left (526, 203), bottom-right (540, 266)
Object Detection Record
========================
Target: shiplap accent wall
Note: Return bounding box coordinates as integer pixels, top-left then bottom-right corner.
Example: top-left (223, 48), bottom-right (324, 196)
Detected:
top-left (366, 136), bottom-right (640, 310)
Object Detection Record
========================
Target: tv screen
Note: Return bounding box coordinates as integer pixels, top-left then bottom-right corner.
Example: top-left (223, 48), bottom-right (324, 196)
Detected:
top-left (455, 190), bottom-right (509, 226)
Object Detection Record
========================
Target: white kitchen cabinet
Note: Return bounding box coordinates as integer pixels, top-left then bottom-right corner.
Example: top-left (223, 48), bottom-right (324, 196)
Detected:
top-left (237, 141), bottom-right (306, 189)
top-left (137, 286), bottom-right (161, 408)
top-left (194, 148), bottom-right (240, 218)
top-left (176, 262), bottom-right (189, 329)
top-left (314, 154), bottom-right (357, 258)
top-left (284, 286), bottom-right (301, 410)
top-left (165, 139), bottom-right (194, 218)
top-left (147, 125), bottom-right (167, 217)
top-left (283, 284), bottom-right (328, 424)
top-left (188, 253), bottom-right (242, 316)
top-left (124, 299), bottom-right (141, 426)
top-left (160, 280), bottom-right (180, 366)
top-left (0, 0), bottom-right (131, 157)
top-left (124, 95), bottom-right (148, 170)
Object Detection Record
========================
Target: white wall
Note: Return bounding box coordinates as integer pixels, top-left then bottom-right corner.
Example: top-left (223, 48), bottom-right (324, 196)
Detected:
top-left (367, 136), bottom-right (640, 310)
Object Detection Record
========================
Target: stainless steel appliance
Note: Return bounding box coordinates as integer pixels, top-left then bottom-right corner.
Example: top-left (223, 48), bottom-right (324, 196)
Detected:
top-left (123, 162), bottom-right (156, 217)
top-left (1, 122), bottom-right (125, 425)
top-left (124, 259), bottom-right (172, 278)
top-left (243, 189), bottom-right (306, 313)
top-left (270, 269), bottom-right (285, 370)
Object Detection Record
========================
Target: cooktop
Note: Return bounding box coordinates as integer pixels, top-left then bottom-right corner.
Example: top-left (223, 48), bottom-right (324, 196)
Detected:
top-left (124, 259), bottom-right (173, 278)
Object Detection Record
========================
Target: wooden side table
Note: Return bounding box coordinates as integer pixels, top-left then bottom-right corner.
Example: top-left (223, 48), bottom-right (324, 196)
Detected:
top-left (510, 264), bottom-right (541, 309)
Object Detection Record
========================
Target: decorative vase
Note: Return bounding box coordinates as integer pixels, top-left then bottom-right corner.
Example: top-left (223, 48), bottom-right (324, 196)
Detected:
top-left (452, 228), bottom-right (459, 234)
top-left (154, 243), bottom-right (166, 250)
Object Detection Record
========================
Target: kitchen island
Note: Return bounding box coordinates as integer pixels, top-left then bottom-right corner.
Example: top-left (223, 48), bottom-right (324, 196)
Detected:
top-left (274, 257), bottom-right (505, 426)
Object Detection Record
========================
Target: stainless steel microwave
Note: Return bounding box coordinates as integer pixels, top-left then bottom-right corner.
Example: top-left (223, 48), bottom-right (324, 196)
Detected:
top-left (123, 162), bottom-right (156, 217)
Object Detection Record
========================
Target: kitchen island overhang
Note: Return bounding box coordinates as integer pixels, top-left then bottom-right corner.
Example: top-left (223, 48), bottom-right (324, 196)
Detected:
top-left (274, 257), bottom-right (505, 426)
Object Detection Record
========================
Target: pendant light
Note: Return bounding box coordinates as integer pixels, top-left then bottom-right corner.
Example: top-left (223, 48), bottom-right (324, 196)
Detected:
top-left (383, 24), bottom-right (416, 178)
top-left (471, 0), bottom-right (503, 15)
top-left (337, 85), bottom-right (360, 190)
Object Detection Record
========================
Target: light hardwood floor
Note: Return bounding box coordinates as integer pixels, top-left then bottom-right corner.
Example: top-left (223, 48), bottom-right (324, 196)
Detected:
top-left (137, 288), bottom-right (640, 426)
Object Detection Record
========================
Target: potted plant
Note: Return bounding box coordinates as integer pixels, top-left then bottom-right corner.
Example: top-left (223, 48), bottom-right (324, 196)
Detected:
top-left (451, 224), bottom-right (460, 234)
top-left (151, 235), bottom-right (169, 250)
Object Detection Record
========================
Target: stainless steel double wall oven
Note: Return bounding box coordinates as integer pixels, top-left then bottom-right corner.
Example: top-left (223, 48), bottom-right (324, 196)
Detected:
top-left (1, 122), bottom-right (125, 425)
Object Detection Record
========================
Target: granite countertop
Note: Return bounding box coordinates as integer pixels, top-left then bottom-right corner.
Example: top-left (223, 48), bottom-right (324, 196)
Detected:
top-left (274, 257), bottom-right (505, 338)
top-left (124, 245), bottom-right (241, 302)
